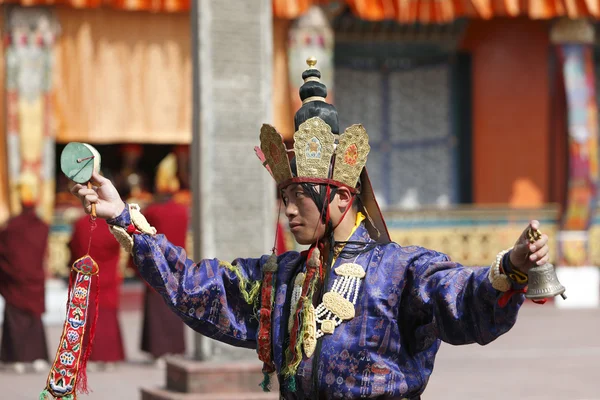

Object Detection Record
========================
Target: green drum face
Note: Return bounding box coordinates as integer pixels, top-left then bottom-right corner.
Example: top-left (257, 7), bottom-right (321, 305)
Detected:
top-left (60, 142), bottom-right (101, 184)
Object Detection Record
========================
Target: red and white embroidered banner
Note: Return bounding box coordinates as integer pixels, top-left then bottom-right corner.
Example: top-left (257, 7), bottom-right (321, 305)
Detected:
top-left (43, 256), bottom-right (99, 399)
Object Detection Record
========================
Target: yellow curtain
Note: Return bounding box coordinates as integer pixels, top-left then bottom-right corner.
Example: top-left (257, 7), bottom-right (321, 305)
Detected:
top-left (53, 8), bottom-right (192, 144)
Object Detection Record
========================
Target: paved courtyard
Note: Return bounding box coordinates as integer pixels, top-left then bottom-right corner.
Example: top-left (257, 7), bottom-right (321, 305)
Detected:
top-left (0, 303), bottom-right (598, 399)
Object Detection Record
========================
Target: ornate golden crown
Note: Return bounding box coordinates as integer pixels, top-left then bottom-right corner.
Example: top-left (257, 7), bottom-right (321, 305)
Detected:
top-left (256, 57), bottom-right (370, 191)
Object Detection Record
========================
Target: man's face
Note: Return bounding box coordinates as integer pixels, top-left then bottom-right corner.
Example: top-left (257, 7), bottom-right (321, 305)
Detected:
top-left (282, 184), bottom-right (326, 245)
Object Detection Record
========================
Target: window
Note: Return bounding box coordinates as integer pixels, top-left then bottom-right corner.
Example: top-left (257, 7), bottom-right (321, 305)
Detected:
top-left (334, 43), bottom-right (472, 209)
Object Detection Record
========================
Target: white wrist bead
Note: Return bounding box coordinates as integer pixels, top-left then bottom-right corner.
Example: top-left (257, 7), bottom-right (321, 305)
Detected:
top-left (488, 248), bottom-right (513, 292)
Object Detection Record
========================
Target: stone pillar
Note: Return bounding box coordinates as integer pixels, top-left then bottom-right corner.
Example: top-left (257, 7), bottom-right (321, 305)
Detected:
top-left (191, 0), bottom-right (275, 360)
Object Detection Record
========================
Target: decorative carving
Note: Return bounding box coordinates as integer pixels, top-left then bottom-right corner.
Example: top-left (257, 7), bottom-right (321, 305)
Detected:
top-left (321, 319), bottom-right (335, 334)
top-left (335, 263), bottom-right (366, 278)
top-left (303, 303), bottom-right (317, 358)
top-left (322, 292), bottom-right (355, 320)
top-left (259, 124), bottom-right (293, 185)
top-left (333, 124), bottom-right (370, 188)
top-left (293, 117), bottom-right (336, 180)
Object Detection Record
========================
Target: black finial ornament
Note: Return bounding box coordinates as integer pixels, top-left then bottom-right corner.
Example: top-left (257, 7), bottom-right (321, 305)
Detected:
top-left (294, 56), bottom-right (339, 134)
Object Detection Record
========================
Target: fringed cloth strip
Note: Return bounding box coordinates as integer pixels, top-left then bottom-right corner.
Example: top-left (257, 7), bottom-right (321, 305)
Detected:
top-left (43, 256), bottom-right (99, 399)
top-left (257, 254), bottom-right (279, 391)
top-left (218, 261), bottom-right (261, 305)
top-left (277, 177), bottom-right (358, 193)
top-left (258, 269), bottom-right (277, 372)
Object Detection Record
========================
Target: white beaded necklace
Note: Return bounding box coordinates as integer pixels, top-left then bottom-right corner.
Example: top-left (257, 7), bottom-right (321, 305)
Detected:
top-left (314, 261), bottom-right (365, 338)
top-left (288, 272), bottom-right (305, 333)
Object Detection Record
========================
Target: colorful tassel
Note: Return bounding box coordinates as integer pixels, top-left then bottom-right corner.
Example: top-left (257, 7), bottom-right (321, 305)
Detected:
top-left (259, 371), bottom-right (271, 392)
top-left (257, 253), bottom-right (278, 382)
top-left (287, 376), bottom-right (297, 392)
top-left (219, 261), bottom-right (261, 305)
top-left (283, 247), bottom-right (320, 379)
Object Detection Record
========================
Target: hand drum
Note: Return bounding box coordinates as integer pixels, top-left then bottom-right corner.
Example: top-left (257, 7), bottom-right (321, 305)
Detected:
top-left (60, 142), bottom-right (101, 184)
top-left (60, 142), bottom-right (101, 217)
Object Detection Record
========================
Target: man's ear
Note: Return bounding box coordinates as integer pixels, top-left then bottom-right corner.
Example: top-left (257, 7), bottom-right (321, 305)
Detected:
top-left (336, 187), bottom-right (354, 210)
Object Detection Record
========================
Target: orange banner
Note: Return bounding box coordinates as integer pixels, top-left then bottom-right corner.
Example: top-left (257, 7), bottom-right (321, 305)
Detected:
top-left (276, 0), bottom-right (600, 22)
top-left (0, 0), bottom-right (189, 12)
top-left (1, 0), bottom-right (598, 21)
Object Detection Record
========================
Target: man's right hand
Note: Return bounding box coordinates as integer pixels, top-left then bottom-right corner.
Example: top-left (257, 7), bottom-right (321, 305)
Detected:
top-left (70, 171), bottom-right (126, 220)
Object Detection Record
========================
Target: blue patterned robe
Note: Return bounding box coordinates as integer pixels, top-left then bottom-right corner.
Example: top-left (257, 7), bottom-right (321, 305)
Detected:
top-left (109, 207), bottom-right (524, 399)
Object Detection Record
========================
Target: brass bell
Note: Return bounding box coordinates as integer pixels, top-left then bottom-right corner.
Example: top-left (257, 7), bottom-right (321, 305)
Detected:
top-left (525, 263), bottom-right (567, 300)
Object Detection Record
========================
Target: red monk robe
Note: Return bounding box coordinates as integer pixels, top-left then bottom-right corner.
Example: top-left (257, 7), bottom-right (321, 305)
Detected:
top-left (0, 207), bottom-right (49, 363)
top-left (69, 216), bottom-right (125, 362)
top-left (140, 198), bottom-right (188, 358)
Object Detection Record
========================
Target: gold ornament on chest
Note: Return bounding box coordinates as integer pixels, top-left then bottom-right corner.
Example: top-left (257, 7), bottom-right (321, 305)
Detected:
top-left (315, 263), bottom-right (365, 339)
top-left (303, 303), bottom-right (317, 358)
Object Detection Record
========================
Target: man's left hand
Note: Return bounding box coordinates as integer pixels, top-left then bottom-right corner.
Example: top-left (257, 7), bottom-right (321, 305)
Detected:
top-left (509, 220), bottom-right (550, 275)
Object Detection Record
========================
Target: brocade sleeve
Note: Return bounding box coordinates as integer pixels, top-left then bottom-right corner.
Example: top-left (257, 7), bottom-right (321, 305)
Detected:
top-left (402, 249), bottom-right (524, 351)
top-left (108, 206), bottom-right (267, 349)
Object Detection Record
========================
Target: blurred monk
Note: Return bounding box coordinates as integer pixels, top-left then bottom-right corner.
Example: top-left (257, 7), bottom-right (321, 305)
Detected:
top-left (69, 213), bottom-right (124, 368)
top-left (0, 179), bottom-right (49, 373)
top-left (140, 153), bottom-right (187, 360)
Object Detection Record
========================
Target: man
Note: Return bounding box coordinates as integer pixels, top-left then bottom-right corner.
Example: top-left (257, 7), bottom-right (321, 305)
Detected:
top-left (69, 214), bottom-right (125, 368)
top-left (0, 181), bottom-right (49, 373)
top-left (71, 58), bottom-right (550, 399)
top-left (139, 153), bottom-right (187, 361)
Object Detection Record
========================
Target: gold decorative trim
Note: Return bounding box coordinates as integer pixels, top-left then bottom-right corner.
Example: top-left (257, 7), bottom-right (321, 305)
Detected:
top-left (293, 117), bottom-right (335, 181)
top-left (259, 124), bottom-right (293, 185)
top-left (302, 96), bottom-right (326, 105)
top-left (333, 124), bottom-right (370, 188)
